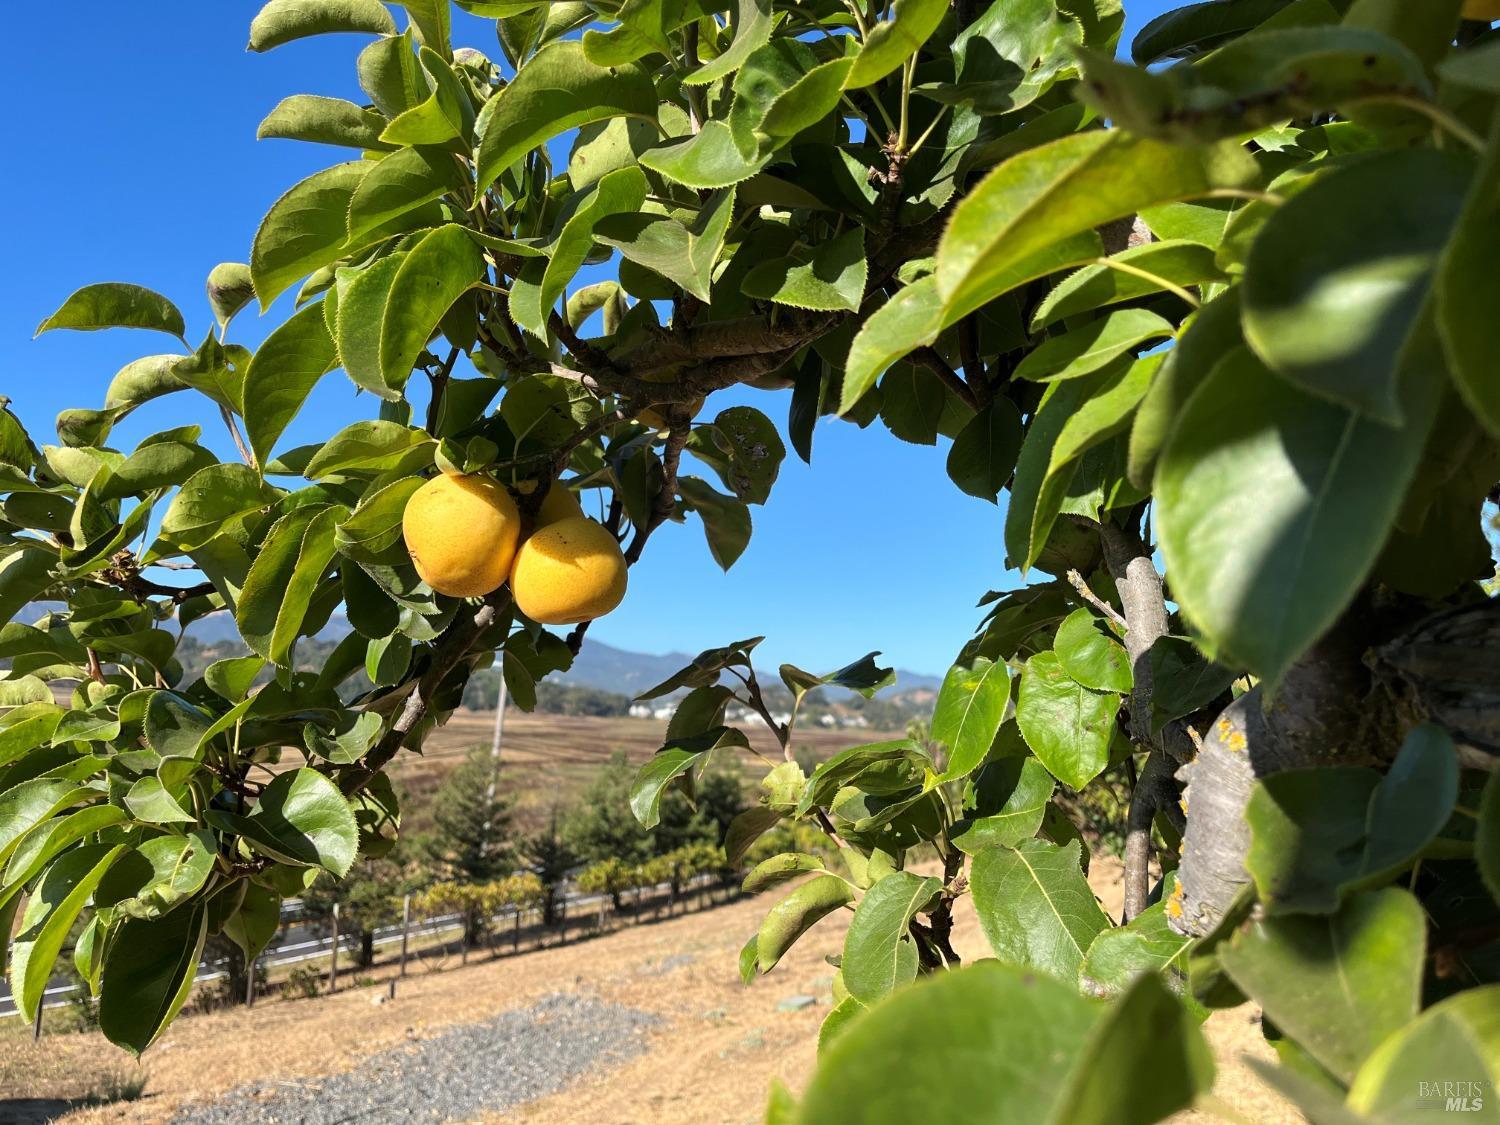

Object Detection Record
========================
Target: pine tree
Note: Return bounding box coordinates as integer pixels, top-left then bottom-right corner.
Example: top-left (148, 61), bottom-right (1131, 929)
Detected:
top-left (520, 806), bottom-right (578, 926)
top-left (423, 743), bottom-right (514, 884)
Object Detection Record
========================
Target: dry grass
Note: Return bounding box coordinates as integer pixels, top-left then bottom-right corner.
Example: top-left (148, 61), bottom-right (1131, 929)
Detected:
top-left (384, 710), bottom-right (895, 833)
top-left (6, 858), bottom-right (1300, 1125)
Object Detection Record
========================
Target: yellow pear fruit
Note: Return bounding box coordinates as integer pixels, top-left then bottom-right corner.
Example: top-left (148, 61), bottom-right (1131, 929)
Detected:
top-left (510, 516), bottom-right (628, 625)
top-left (1462, 0), bottom-right (1500, 19)
top-left (515, 479), bottom-right (586, 528)
top-left (401, 473), bottom-right (521, 597)
top-left (539, 485), bottom-right (585, 526)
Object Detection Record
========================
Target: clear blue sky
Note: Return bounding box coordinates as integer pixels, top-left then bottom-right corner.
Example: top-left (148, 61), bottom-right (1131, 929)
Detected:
top-left (0, 2), bottom-right (1172, 677)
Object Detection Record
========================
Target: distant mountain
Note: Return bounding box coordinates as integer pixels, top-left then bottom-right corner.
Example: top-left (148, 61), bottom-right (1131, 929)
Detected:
top-left (559, 639), bottom-right (943, 700)
top-left (19, 603), bottom-right (940, 700)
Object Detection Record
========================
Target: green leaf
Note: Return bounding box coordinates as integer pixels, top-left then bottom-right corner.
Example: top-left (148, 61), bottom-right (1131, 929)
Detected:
top-left (778, 652), bottom-right (894, 702)
top-left (123, 776), bottom-right (194, 824)
top-left (158, 463), bottom-right (279, 550)
top-left (1015, 309), bottom-right (1174, 383)
top-left (1344, 988), bottom-right (1500, 1120)
top-left (304, 420), bottom-right (431, 479)
top-left (1, 804), bottom-right (125, 904)
top-left (971, 838), bottom-right (1111, 980)
top-left (724, 806), bottom-right (782, 867)
top-left (686, 0), bottom-right (771, 85)
top-left (936, 131), bottom-right (1257, 323)
top-left (1033, 241), bottom-right (1225, 330)
top-left (743, 852), bottom-right (825, 894)
top-left (630, 748), bottom-right (702, 829)
top-left (839, 276), bottom-right (943, 414)
top-left (1052, 972), bottom-right (1215, 1125)
top-left (1245, 725), bottom-right (1459, 913)
top-left (248, 0), bottom-right (397, 51)
top-left (223, 881), bottom-right (283, 963)
top-left (757, 58), bottom-right (853, 148)
top-left (305, 711), bottom-right (383, 765)
top-left (251, 161), bottom-right (370, 309)
top-left (944, 0), bottom-right (1083, 113)
top-left (97, 831), bottom-right (216, 919)
top-left (1054, 607), bottom-right (1132, 693)
top-left (638, 121), bottom-right (771, 190)
top-left (9, 844), bottom-right (124, 1022)
top-left (1148, 635), bottom-right (1237, 731)
top-left (206, 656), bottom-right (265, 703)
top-left (1437, 113), bottom-right (1500, 439)
top-left (475, 40), bottom-right (657, 193)
top-left (0, 547), bottom-right (57, 630)
top-left (1156, 343), bottom-right (1439, 685)
top-left (243, 300), bottom-right (339, 467)
top-left (706, 405), bottom-right (785, 504)
top-left (1131, 0), bottom-right (1296, 64)
top-left (98, 902), bottom-right (208, 1055)
top-left (931, 658), bottom-right (1011, 783)
top-left (742, 228), bottom-right (868, 313)
top-left (346, 146), bottom-right (456, 245)
top-left (757, 873), bottom-right (854, 973)
top-left (1079, 889), bottom-right (1194, 1000)
top-left (795, 961), bottom-right (1102, 1123)
top-left (206, 263), bottom-right (256, 333)
top-left (946, 399), bottom-right (1023, 502)
top-left (334, 476), bottom-right (424, 561)
top-left (845, 0), bottom-right (947, 87)
top-left (1126, 286), bottom-right (1242, 491)
top-left (1218, 887), bottom-right (1424, 1083)
top-left (0, 779), bottom-right (89, 868)
top-left (378, 224), bottom-right (484, 390)
top-left (1438, 38), bottom-right (1500, 94)
top-left (258, 94), bottom-right (394, 151)
top-left (1480, 768), bottom-right (1500, 907)
top-left (335, 254), bottom-right (408, 400)
top-left (1244, 148), bottom-right (1472, 423)
top-left (677, 476), bottom-right (753, 570)
top-left (727, 39), bottom-right (818, 157)
top-left (841, 870), bottom-right (942, 1004)
top-left (35, 283), bottom-right (185, 339)
top-left (1015, 651), bottom-right (1117, 790)
top-left (237, 506), bottom-right (342, 666)
top-left (509, 167), bottom-right (648, 338)
top-left (952, 753), bottom-right (1054, 854)
top-left (399, 0), bottom-right (452, 56)
top-left (217, 768), bottom-right (359, 876)
top-left (594, 188), bottom-right (736, 302)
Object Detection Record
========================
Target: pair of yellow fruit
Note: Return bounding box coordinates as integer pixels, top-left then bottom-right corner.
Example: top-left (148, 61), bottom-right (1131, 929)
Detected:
top-left (400, 473), bottom-right (627, 625)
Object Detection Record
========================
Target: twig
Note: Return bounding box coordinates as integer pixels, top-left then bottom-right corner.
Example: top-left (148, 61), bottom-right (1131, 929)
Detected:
top-left (342, 590), bottom-right (509, 795)
top-left (1065, 569), bottom-right (1127, 629)
top-left (425, 347), bottom-right (459, 435)
top-left (624, 415), bottom-right (689, 565)
top-left (220, 406), bottom-right (255, 469)
top-left (1123, 750), bottom-right (1174, 921)
top-left (85, 648), bottom-right (106, 685)
top-left (912, 347), bottom-right (979, 411)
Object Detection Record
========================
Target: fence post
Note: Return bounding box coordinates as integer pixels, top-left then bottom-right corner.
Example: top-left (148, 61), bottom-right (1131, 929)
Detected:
top-left (512, 907), bottom-right (521, 952)
top-left (245, 956), bottom-right (256, 1008)
top-left (399, 894), bottom-right (411, 978)
top-left (328, 903), bottom-right (340, 993)
top-left (32, 997), bottom-right (43, 1040)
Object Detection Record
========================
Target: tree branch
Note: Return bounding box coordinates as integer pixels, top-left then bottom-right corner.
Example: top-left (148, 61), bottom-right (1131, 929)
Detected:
top-left (1065, 568), bottom-right (1126, 629)
top-left (342, 591), bottom-right (509, 795)
top-left (913, 347), bottom-right (979, 410)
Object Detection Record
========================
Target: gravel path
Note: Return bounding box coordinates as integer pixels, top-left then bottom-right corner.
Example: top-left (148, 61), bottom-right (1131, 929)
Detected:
top-left (170, 993), bottom-right (660, 1124)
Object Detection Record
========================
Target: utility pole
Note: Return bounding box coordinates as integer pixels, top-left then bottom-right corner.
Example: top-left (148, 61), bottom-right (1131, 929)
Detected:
top-left (479, 671), bottom-right (508, 861)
